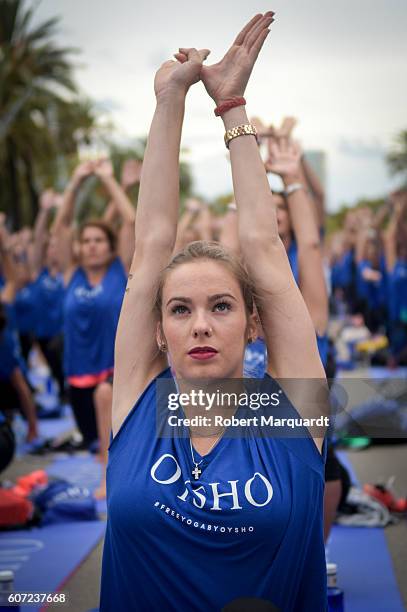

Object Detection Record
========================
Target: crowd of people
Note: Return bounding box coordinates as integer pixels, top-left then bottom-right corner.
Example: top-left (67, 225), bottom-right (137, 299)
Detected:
top-left (0, 11), bottom-right (406, 610)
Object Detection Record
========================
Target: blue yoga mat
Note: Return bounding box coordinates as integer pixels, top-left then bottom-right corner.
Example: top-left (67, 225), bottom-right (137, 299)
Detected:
top-left (328, 451), bottom-right (404, 612)
top-left (47, 455), bottom-right (107, 514)
top-left (38, 411), bottom-right (76, 439)
top-left (328, 526), bottom-right (404, 612)
top-left (0, 522), bottom-right (105, 612)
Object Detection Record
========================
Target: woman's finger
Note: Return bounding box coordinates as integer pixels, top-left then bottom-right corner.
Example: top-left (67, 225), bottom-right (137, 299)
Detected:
top-left (232, 13), bottom-right (263, 46)
top-left (269, 141), bottom-right (280, 160)
top-left (179, 47), bottom-right (206, 64)
top-left (279, 135), bottom-right (289, 153)
top-left (174, 53), bottom-right (187, 63)
top-left (292, 140), bottom-right (303, 158)
top-left (280, 116), bottom-right (297, 137)
top-left (198, 48), bottom-right (211, 62)
top-left (248, 27), bottom-right (271, 63)
top-left (245, 12), bottom-right (274, 50)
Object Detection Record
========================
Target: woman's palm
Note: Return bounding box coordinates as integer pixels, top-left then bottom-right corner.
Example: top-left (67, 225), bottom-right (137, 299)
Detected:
top-left (201, 46), bottom-right (253, 106)
top-left (201, 12), bottom-right (274, 106)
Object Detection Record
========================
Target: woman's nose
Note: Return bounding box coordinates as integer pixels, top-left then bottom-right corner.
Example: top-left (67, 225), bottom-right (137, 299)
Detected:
top-left (191, 313), bottom-right (213, 338)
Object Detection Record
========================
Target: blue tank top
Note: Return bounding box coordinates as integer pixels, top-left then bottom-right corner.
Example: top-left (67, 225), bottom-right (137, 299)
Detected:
top-left (63, 258), bottom-right (126, 381)
top-left (14, 282), bottom-right (38, 334)
top-left (388, 259), bottom-right (407, 323)
top-left (101, 369), bottom-right (327, 612)
top-left (34, 268), bottom-right (65, 339)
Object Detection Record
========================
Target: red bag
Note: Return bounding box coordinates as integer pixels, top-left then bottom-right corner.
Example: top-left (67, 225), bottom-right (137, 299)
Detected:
top-left (0, 489), bottom-right (34, 527)
top-left (11, 470), bottom-right (48, 498)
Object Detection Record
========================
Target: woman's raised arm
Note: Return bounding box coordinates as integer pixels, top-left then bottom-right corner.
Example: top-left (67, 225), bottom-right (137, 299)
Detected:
top-left (0, 216), bottom-right (18, 304)
top-left (52, 161), bottom-right (94, 283)
top-left (112, 48), bottom-right (210, 436)
top-left (94, 158), bottom-right (136, 272)
top-left (31, 190), bottom-right (56, 277)
top-left (202, 13), bottom-right (326, 449)
top-left (267, 139), bottom-right (328, 336)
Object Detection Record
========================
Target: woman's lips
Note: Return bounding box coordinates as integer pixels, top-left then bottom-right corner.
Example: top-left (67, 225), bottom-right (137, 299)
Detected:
top-left (188, 347), bottom-right (218, 360)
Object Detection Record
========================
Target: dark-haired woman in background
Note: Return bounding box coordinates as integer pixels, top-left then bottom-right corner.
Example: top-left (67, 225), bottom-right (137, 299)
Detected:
top-left (52, 159), bottom-right (135, 448)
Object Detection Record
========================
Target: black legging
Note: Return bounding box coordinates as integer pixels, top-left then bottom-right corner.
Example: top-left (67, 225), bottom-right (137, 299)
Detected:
top-left (68, 385), bottom-right (98, 446)
top-left (18, 332), bottom-right (34, 362)
top-left (37, 335), bottom-right (65, 395)
top-left (0, 420), bottom-right (15, 475)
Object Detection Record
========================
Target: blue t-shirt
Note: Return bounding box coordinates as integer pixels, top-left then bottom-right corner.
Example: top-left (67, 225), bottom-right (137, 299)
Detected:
top-left (331, 249), bottom-right (354, 290)
top-left (356, 259), bottom-right (387, 310)
top-left (388, 259), bottom-right (407, 323)
top-left (0, 328), bottom-right (19, 381)
top-left (34, 268), bottom-right (65, 339)
top-left (101, 369), bottom-right (327, 612)
top-left (63, 258), bottom-right (126, 380)
top-left (14, 282), bottom-right (38, 334)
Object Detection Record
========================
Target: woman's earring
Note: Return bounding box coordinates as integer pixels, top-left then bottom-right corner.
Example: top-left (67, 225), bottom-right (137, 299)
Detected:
top-left (159, 343), bottom-right (167, 352)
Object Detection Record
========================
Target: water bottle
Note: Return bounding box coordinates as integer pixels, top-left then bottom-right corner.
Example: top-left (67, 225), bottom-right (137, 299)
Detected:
top-left (327, 563), bottom-right (344, 611)
top-left (0, 570), bottom-right (20, 610)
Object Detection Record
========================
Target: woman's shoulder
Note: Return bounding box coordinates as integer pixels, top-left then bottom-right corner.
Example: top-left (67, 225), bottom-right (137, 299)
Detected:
top-left (110, 367), bottom-right (173, 451)
top-left (65, 265), bottom-right (84, 290)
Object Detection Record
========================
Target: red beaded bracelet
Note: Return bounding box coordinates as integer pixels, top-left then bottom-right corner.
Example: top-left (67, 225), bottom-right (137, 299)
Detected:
top-left (214, 97), bottom-right (246, 117)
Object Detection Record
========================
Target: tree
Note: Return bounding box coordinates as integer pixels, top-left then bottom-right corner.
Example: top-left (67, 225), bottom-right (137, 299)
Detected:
top-left (0, 0), bottom-right (97, 228)
top-left (387, 130), bottom-right (407, 187)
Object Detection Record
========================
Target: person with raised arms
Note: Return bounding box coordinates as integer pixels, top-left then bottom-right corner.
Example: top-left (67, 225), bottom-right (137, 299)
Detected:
top-left (101, 13), bottom-right (328, 612)
top-left (52, 158), bottom-right (134, 448)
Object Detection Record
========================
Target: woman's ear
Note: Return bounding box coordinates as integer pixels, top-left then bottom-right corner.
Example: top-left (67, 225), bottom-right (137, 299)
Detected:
top-left (156, 321), bottom-right (167, 352)
top-left (246, 312), bottom-right (258, 344)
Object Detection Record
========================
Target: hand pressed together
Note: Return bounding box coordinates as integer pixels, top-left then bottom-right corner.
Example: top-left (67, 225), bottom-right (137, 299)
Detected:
top-left (201, 12), bottom-right (274, 106)
top-left (153, 11), bottom-right (275, 104)
top-left (154, 48), bottom-right (210, 101)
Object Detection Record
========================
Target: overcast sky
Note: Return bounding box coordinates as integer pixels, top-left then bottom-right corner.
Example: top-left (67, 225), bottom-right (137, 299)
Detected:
top-left (30, 0), bottom-right (407, 211)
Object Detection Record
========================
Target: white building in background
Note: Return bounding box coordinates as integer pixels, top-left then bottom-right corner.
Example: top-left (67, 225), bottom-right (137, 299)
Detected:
top-left (267, 149), bottom-right (327, 194)
top-left (304, 150), bottom-right (327, 191)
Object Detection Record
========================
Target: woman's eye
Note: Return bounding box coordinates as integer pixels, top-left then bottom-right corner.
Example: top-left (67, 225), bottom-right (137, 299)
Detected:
top-left (172, 304), bottom-right (188, 314)
top-left (214, 301), bottom-right (231, 312)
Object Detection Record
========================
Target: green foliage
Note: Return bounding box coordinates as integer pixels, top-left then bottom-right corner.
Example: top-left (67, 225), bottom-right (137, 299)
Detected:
top-left (0, 0), bottom-right (105, 228)
top-left (72, 139), bottom-right (194, 224)
top-left (386, 130), bottom-right (407, 185)
top-left (326, 197), bottom-right (385, 235)
top-left (0, 1), bottom-right (195, 229)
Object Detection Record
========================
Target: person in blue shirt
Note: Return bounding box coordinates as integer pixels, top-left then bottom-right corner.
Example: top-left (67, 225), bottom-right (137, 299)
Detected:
top-left (0, 241), bottom-right (38, 454)
top-left (26, 190), bottom-right (67, 398)
top-left (52, 158), bottom-right (135, 485)
top-left (101, 14), bottom-right (328, 612)
top-left (330, 211), bottom-right (360, 314)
